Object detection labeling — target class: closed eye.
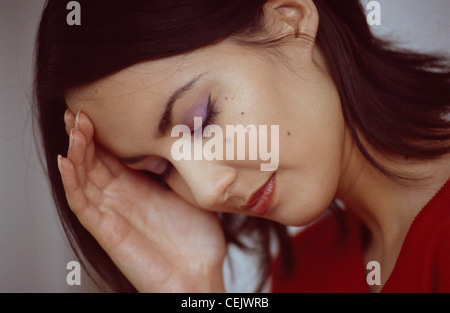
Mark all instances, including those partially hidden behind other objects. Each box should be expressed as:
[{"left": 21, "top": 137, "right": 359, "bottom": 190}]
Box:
[
  {"left": 119, "top": 156, "right": 173, "bottom": 188},
  {"left": 159, "top": 162, "right": 173, "bottom": 187},
  {"left": 191, "top": 95, "right": 218, "bottom": 135}
]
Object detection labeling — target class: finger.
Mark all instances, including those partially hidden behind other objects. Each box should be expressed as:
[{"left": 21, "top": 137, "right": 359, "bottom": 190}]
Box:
[
  {"left": 64, "top": 109, "right": 76, "bottom": 136},
  {"left": 67, "top": 128, "right": 120, "bottom": 191},
  {"left": 57, "top": 155, "right": 102, "bottom": 228},
  {"left": 69, "top": 110, "right": 126, "bottom": 178},
  {"left": 58, "top": 155, "right": 144, "bottom": 275},
  {"left": 74, "top": 111, "right": 96, "bottom": 170},
  {"left": 67, "top": 127, "right": 110, "bottom": 190},
  {"left": 74, "top": 111, "right": 94, "bottom": 144},
  {"left": 67, "top": 126, "right": 120, "bottom": 193},
  {"left": 67, "top": 128, "right": 87, "bottom": 168}
]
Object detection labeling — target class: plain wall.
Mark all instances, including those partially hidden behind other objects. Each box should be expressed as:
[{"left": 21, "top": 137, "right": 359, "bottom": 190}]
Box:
[
  {"left": 0, "top": 0, "right": 95, "bottom": 292},
  {"left": 0, "top": 0, "right": 449, "bottom": 292}
]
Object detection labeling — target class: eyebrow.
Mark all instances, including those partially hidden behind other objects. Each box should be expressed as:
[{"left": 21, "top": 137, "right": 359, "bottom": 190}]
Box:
[{"left": 158, "top": 72, "right": 206, "bottom": 136}]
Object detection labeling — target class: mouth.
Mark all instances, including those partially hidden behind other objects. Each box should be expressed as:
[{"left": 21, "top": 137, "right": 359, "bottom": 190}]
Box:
[{"left": 242, "top": 173, "right": 276, "bottom": 216}]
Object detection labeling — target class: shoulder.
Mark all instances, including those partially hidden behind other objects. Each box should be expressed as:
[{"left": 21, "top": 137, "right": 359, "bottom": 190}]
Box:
[
  {"left": 421, "top": 206, "right": 450, "bottom": 292},
  {"left": 431, "top": 198, "right": 450, "bottom": 292},
  {"left": 389, "top": 178, "right": 450, "bottom": 292}
]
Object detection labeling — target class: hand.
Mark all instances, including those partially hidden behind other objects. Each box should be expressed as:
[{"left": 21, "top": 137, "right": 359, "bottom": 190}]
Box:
[{"left": 58, "top": 110, "right": 226, "bottom": 292}]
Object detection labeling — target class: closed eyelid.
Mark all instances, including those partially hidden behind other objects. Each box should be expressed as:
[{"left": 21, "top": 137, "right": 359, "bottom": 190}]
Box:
[
  {"left": 119, "top": 156, "right": 168, "bottom": 174},
  {"left": 181, "top": 95, "right": 210, "bottom": 128},
  {"left": 142, "top": 158, "right": 169, "bottom": 175},
  {"left": 158, "top": 72, "right": 207, "bottom": 137},
  {"left": 118, "top": 155, "right": 147, "bottom": 165}
]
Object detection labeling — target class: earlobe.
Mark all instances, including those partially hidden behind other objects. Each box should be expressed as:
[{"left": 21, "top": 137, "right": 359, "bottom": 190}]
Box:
[{"left": 265, "top": 0, "right": 319, "bottom": 42}]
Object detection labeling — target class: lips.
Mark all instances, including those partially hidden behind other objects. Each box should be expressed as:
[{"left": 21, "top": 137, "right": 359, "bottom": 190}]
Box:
[{"left": 243, "top": 174, "right": 276, "bottom": 216}]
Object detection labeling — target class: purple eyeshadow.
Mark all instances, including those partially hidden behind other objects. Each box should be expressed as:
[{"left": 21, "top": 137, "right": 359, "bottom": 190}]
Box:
[{"left": 181, "top": 95, "right": 210, "bottom": 129}]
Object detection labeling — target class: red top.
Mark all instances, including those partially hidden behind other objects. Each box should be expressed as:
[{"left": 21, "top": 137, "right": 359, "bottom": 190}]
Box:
[{"left": 271, "top": 178, "right": 450, "bottom": 292}]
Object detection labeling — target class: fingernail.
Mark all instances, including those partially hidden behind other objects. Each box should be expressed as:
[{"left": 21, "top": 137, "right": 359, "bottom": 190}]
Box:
[
  {"left": 74, "top": 111, "right": 81, "bottom": 130},
  {"left": 64, "top": 109, "right": 69, "bottom": 124},
  {"left": 57, "top": 155, "right": 62, "bottom": 172},
  {"left": 69, "top": 129, "right": 75, "bottom": 147}
]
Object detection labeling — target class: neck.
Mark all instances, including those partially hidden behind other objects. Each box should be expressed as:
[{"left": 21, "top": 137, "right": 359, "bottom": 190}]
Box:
[{"left": 336, "top": 135, "right": 450, "bottom": 289}]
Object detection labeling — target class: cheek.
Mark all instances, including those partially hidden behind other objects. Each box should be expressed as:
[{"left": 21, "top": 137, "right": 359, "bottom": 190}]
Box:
[
  {"left": 275, "top": 120, "right": 345, "bottom": 226},
  {"left": 279, "top": 76, "right": 344, "bottom": 166},
  {"left": 272, "top": 85, "right": 345, "bottom": 225},
  {"left": 282, "top": 107, "right": 345, "bottom": 185}
]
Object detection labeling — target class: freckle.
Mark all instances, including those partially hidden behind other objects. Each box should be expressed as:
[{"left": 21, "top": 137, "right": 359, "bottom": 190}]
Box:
[
  {"left": 225, "top": 97, "right": 228, "bottom": 100},
  {"left": 241, "top": 112, "right": 245, "bottom": 115}
]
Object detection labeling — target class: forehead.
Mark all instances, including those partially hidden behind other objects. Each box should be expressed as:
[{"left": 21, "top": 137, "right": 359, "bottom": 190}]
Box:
[
  {"left": 63, "top": 60, "right": 188, "bottom": 157},
  {"left": 65, "top": 58, "right": 186, "bottom": 111},
  {"left": 64, "top": 39, "right": 247, "bottom": 110},
  {"left": 62, "top": 41, "right": 257, "bottom": 157},
  {"left": 62, "top": 45, "right": 224, "bottom": 157}
]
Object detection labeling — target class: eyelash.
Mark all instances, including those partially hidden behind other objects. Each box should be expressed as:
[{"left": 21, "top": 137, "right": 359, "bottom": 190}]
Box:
[
  {"left": 192, "top": 95, "right": 217, "bottom": 135},
  {"left": 159, "top": 164, "right": 172, "bottom": 187},
  {"left": 160, "top": 95, "right": 218, "bottom": 186}
]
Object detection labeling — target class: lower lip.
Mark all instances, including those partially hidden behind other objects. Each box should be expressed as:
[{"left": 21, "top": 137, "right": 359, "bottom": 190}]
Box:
[{"left": 250, "top": 174, "right": 276, "bottom": 216}]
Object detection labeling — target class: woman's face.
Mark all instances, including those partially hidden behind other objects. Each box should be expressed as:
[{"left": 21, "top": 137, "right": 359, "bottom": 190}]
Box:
[{"left": 65, "top": 39, "right": 347, "bottom": 227}]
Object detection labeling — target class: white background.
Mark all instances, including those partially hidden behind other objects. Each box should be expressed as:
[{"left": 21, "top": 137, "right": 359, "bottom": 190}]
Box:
[{"left": 0, "top": 0, "right": 449, "bottom": 292}]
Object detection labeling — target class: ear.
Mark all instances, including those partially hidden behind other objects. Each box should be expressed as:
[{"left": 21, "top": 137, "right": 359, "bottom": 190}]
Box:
[{"left": 264, "top": 0, "right": 319, "bottom": 45}]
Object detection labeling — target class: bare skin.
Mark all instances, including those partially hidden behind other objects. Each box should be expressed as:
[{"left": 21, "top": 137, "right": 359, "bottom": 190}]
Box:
[
  {"left": 60, "top": 111, "right": 226, "bottom": 292},
  {"left": 57, "top": 0, "right": 450, "bottom": 292}
]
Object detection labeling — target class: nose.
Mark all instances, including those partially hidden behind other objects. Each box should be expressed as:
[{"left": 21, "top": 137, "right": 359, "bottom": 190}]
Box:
[{"left": 174, "top": 159, "right": 237, "bottom": 209}]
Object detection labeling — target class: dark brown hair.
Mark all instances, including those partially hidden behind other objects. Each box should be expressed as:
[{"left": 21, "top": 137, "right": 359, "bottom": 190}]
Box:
[{"left": 34, "top": 0, "right": 450, "bottom": 292}]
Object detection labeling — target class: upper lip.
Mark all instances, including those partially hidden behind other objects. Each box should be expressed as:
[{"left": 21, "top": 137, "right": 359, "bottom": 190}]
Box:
[{"left": 242, "top": 174, "right": 275, "bottom": 209}]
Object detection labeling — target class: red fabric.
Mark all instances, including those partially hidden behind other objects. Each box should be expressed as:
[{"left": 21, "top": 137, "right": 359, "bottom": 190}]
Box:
[{"left": 271, "top": 178, "right": 450, "bottom": 293}]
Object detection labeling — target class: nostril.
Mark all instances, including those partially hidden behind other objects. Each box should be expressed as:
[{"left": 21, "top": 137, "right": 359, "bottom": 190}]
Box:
[
  {"left": 172, "top": 159, "right": 237, "bottom": 210},
  {"left": 196, "top": 170, "right": 237, "bottom": 209}
]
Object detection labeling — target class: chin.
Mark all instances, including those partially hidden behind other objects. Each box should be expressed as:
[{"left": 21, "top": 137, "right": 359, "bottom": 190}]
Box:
[{"left": 269, "top": 195, "right": 335, "bottom": 227}]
